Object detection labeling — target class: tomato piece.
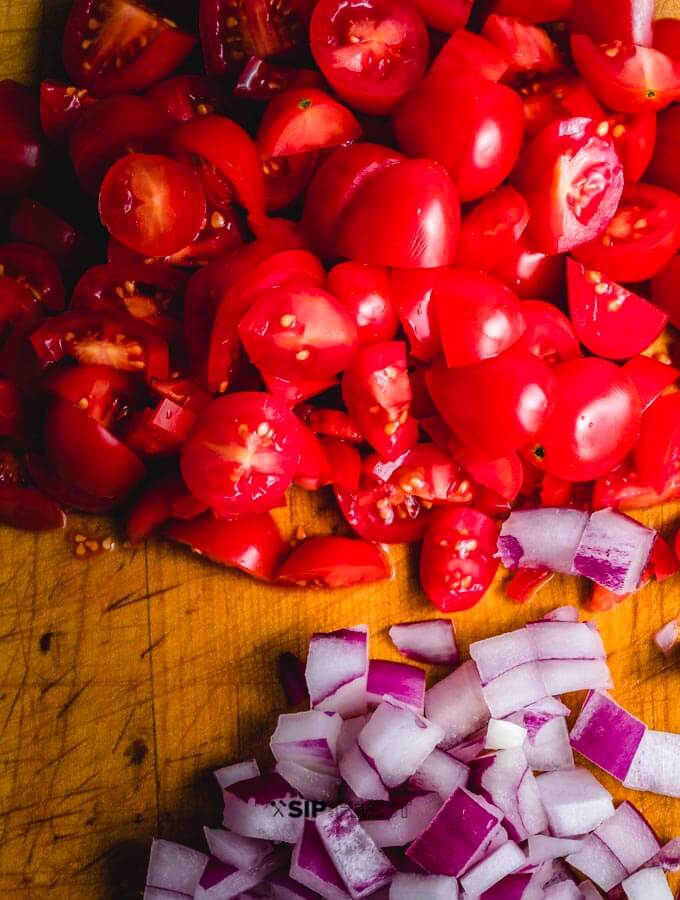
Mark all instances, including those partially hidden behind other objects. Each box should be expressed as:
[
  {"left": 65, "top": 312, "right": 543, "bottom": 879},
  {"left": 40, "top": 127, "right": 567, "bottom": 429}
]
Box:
[
  {"left": 122, "top": 399, "right": 196, "bottom": 456},
  {"left": 649, "top": 534, "right": 679, "bottom": 582},
  {"left": 567, "top": 258, "right": 667, "bottom": 360},
  {"left": 378, "top": 444, "right": 475, "bottom": 506},
  {"left": 294, "top": 421, "right": 332, "bottom": 490},
  {"left": 264, "top": 152, "right": 318, "bottom": 213},
  {"left": 342, "top": 341, "right": 417, "bottom": 461},
  {"left": 482, "top": 15, "right": 562, "bottom": 77},
  {"left": 633, "top": 393, "right": 680, "bottom": 493},
  {"left": 0, "top": 484, "right": 66, "bottom": 532},
  {"left": 257, "top": 88, "right": 361, "bottom": 158},
  {"left": 571, "top": 182, "right": 680, "bottom": 282},
  {"left": 409, "top": 0, "right": 471, "bottom": 33},
  {"left": 653, "top": 18, "right": 680, "bottom": 62},
  {"left": 10, "top": 201, "right": 80, "bottom": 269},
  {"left": 587, "top": 583, "right": 630, "bottom": 612},
  {"left": 592, "top": 459, "right": 680, "bottom": 510},
  {"left": 0, "top": 80, "right": 46, "bottom": 197},
  {"left": 492, "top": 236, "right": 565, "bottom": 300},
  {"left": 236, "top": 57, "right": 325, "bottom": 100},
  {"left": 127, "top": 472, "right": 189, "bottom": 543},
  {"left": 515, "top": 300, "right": 580, "bottom": 366},
  {"left": 146, "top": 75, "right": 231, "bottom": 122},
  {"left": 623, "top": 354, "right": 678, "bottom": 412},
  {"left": 520, "top": 75, "right": 604, "bottom": 139},
  {"left": 431, "top": 29, "right": 510, "bottom": 82},
  {"left": 23, "top": 451, "right": 113, "bottom": 513},
  {"left": 180, "top": 392, "right": 303, "bottom": 515},
  {"left": 606, "top": 111, "right": 656, "bottom": 183},
  {"left": 335, "top": 477, "right": 433, "bottom": 543},
  {"left": 0, "top": 243, "right": 64, "bottom": 313},
  {"left": 0, "top": 276, "right": 40, "bottom": 343},
  {"left": 646, "top": 106, "right": 680, "bottom": 195},
  {"left": 0, "top": 380, "right": 25, "bottom": 441},
  {"left": 299, "top": 407, "right": 363, "bottom": 443},
  {"left": 488, "top": 0, "right": 573, "bottom": 23},
  {"left": 434, "top": 268, "right": 526, "bottom": 368},
  {"left": 393, "top": 72, "right": 524, "bottom": 202},
  {"left": 530, "top": 357, "right": 641, "bottom": 481},
  {"left": 427, "top": 349, "right": 556, "bottom": 456},
  {"left": 505, "top": 567, "right": 554, "bottom": 603},
  {"left": 165, "top": 512, "right": 284, "bottom": 581},
  {"left": 319, "top": 437, "right": 362, "bottom": 490},
  {"left": 539, "top": 472, "right": 592, "bottom": 508},
  {"left": 571, "top": 35, "right": 680, "bottom": 114},
  {"left": 513, "top": 116, "right": 623, "bottom": 254},
  {"left": 31, "top": 310, "right": 169, "bottom": 381},
  {"left": 652, "top": 257, "right": 680, "bottom": 329},
  {"left": 40, "top": 80, "right": 96, "bottom": 146},
  {"left": 455, "top": 187, "right": 529, "bottom": 271},
  {"left": 63, "top": 0, "right": 196, "bottom": 97},
  {"left": 169, "top": 179, "right": 247, "bottom": 268},
  {"left": 455, "top": 447, "right": 523, "bottom": 501},
  {"left": 390, "top": 268, "right": 446, "bottom": 362},
  {"left": 263, "top": 371, "right": 337, "bottom": 406},
  {"left": 327, "top": 263, "right": 397, "bottom": 347},
  {"left": 43, "top": 364, "right": 137, "bottom": 431},
  {"left": 69, "top": 95, "right": 171, "bottom": 195},
  {"left": 420, "top": 508, "right": 499, "bottom": 612},
  {"left": 278, "top": 536, "right": 390, "bottom": 587},
  {"left": 570, "top": 0, "right": 653, "bottom": 47}
]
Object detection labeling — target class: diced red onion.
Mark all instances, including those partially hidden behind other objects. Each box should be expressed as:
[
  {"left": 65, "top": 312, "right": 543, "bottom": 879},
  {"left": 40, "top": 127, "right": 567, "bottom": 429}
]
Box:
[
  {"left": 624, "top": 729, "right": 680, "bottom": 798},
  {"left": 485, "top": 719, "right": 527, "bottom": 750},
  {"left": 526, "top": 622, "right": 605, "bottom": 661},
  {"left": 306, "top": 626, "right": 369, "bottom": 718},
  {"left": 570, "top": 692, "right": 647, "bottom": 782},
  {"left": 278, "top": 652, "right": 310, "bottom": 707},
  {"left": 567, "top": 834, "right": 629, "bottom": 891},
  {"left": 543, "top": 882, "right": 583, "bottom": 899},
  {"left": 222, "top": 774, "right": 304, "bottom": 842},
  {"left": 389, "top": 873, "right": 459, "bottom": 899},
  {"left": 536, "top": 768, "right": 614, "bottom": 837},
  {"left": 481, "top": 661, "right": 549, "bottom": 718},
  {"left": 146, "top": 840, "right": 208, "bottom": 896},
  {"left": 270, "top": 710, "right": 342, "bottom": 775},
  {"left": 524, "top": 696, "right": 571, "bottom": 718},
  {"left": 315, "top": 804, "right": 396, "bottom": 900},
  {"left": 578, "top": 880, "right": 603, "bottom": 899},
  {"left": 424, "top": 661, "right": 490, "bottom": 749},
  {"left": 646, "top": 837, "right": 680, "bottom": 872},
  {"left": 572, "top": 510, "right": 656, "bottom": 596},
  {"left": 388, "top": 620, "right": 458, "bottom": 666},
  {"left": 543, "top": 606, "right": 580, "bottom": 623},
  {"left": 460, "top": 841, "right": 526, "bottom": 896},
  {"left": 410, "top": 748, "right": 469, "bottom": 800},
  {"left": 362, "top": 791, "right": 442, "bottom": 847},
  {"left": 268, "top": 872, "right": 322, "bottom": 899},
  {"left": 450, "top": 728, "right": 487, "bottom": 764},
  {"left": 406, "top": 787, "right": 503, "bottom": 877},
  {"left": 470, "top": 629, "right": 537, "bottom": 683},
  {"left": 338, "top": 743, "right": 389, "bottom": 801},
  {"left": 521, "top": 715, "right": 574, "bottom": 772},
  {"left": 471, "top": 748, "right": 547, "bottom": 842},
  {"left": 143, "top": 889, "right": 191, "bottom": 899},
  {"left": 275, "top": 760, "right": 341, "bottom": 804},
  {"left": 528, "top": 835, "right": 585, "bottom": 863},
  {"left": 337, "top": 716, "right": 368, "bottom": 760},
  {"left": 202, "top": 828, "right": 273, "bottom": 870},
  {"left": 366, "top": 659, "right": 426, "bottom": 713},
  {"left": 498, "top": 509, "right": 589, "bottom": 574},
  {"left": 194, "top": 850, "right": 284, "bottom": 900},
  {"left": 539, "top": 658, "right": 612, "bottom": 697},
  {"left": 214, "top": 759, "right": 261, "bottom": 790},
  {"left": 653, "top": 618, "right": 679, "bottom": 656},
  {"left": 621, "top": 867, "right": 673, "bottom": 899},
  {"left": 290, "top": 818, "right": 351, "bottom": 900}
]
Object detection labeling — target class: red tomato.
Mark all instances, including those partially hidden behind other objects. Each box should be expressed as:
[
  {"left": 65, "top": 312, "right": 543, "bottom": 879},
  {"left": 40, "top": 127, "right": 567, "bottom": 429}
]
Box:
[
  {"left": 409, "top": 0, "right": 471, "bottom": 33},
  {"left": 393, "top": 72, "right": 524, "bottom": 202},
  {"left": 571, "top": 35, "right": 680, "bottom": 114},
  {"left": 491, "top": 236, "right": 565, "bottom": 300},
  {"left": 168, "top": 181, "right": 246, "bottom": 268},
  {"left": 645, "top": 106, "right": 680, "bottom": 196},
  {"left": 0, "top": 80, "right": 47, "bottom": 197},
  {"left": 570, "top": 0, "right": 654, "bottom": 47},
  {"left": 0, "top": 379, "right": 25, "bottom": 440},
  {"left": 62, "top": 0, "right": 196, "bottom": 97},
  {"left": 24, "top": 451, "right": 118, "bottom": 512},
  {"left": 146, "top": 75, "right": 230, "bottom": 122},
  {"left": 653, "top": 18, "right": 680, "bottom": 62},
  {"left": 431, "top": 29, "right": 510, "bottom": 82},
  {"left": 454, "top": 447, "right": 523, "bottom": 501},
  {"left": 39, "top": 80, "right": 95, "bottom": 146},
  {"left": 123, "top": 399, "right": 197, "bottom": 457},
  {"left": 310, "top": 0, "right": 429, "bottom": 115},
  {"left": 236, "top": 57, "right": 325, "bottom": 101},
  {"left": 127, "top": 473, "right": 190, "bottom": 543},
  {"left": 606, "top": 111, "right": 656, "bottom": 183},
  {"left": 165, "top": 512, "right": 284, "bottom": 581},
  {"left": 482, "top": 15, "right": 562, "bottom": 77},
  {"left": 43, "top": 364, "right": 137, "bottom": 431},
  {"left": 299, "top": 407, "right": 363, "bottom": 443},
  {"left": 328, "top": 263, "right": 398, "bottom": 346},
  {"left": 427, "top": 349, "right": 557, "bottom": 456},
  {"left": 263, "top": 152, "right": 318, "bottom": 213},
  {"left": 488, "top": 0, "right": 573, "bottom": 22},
  {"left": 571, "top": 183, "right": 680, "bottom": 282},
  {"left": 10, "top": 200, "right": 80, "bottom": 267},
  {"left": 390, "top": 267, "right": 446, "bottom": 361},
  {"left": 539, "top": 472, "right": 592, "bottom": 508},
  {"left": 515, "top": 299, "right": 581, "bottom": 365},
  {"left": 294, "top": 421, "right": 332, "bottom": 490},
  {"left": 623, "top": 354, "right": 678, "bottom": 412},
  {"left": 278, "top": 536, "right": 390, "bottom": 587},
  {"left": 633, "top": 393, "right": 680, "bottom": 493},
  {"left": 420, "top": 508, "right": 499, "bottom": 612},
  {"left": 651, "top": 257, "right": 680, "bottom": 328},
  {"left": 516, "top": 117, "right": 624, "bottom": 255},
  {"left": 378, "top": 444, "right": 475, "bottom": 505},
  {"left": 0, "top": 484, "right": 66, "bottom": 532},
  {"left": 520, "top": 75, "right": 604, "bottom": 140},
  {"left": 594, "top": 461, "right": 679, "bottom": 511},
  {"left": 257, "top": 88, "right": 361, "bottom": 157},
  {"left": 567, "top": 258, "right": 667, "bottom": 359},
  {"left": 0, "top": 276, "right": 40, "bottom": 337},
  {"left": 531, "top": 357, "right": 641, "bottom": 481},
  {"left": 180, "top": 392, "right": 303, "bottom": 515},
  {"left": 342, "top": 341, "right": 417, "bottom": 460},
  {"left": 150, "top": 376, "right": 212, "bottom": 415},
  {"left": 0, "top": 243, "right": 64, "bottom": 313},
  {"left": 649, "top": 533, "right": 679, "bottom": 582},
  {"left": 318, "top": 438, "right": 361, "bottom": 490},
  {"left": 263, "top": 371, "right": 337, "bottom": 406},
  {"left": 505, "top": 566, "right": 554, "bottom": 603},
  {"left": 455, "top": 187, "right": 529, "bottom": 271},
  {"left": 335, "top": 477, "right": 433, "bottom": 543}
]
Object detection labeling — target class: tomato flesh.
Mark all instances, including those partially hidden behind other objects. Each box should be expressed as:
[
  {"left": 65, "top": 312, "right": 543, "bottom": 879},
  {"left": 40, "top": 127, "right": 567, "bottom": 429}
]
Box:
[
  {"left": 633, "top": 393, "right": 680, "bottom": 494},
  {"left": 516, "top": 300, "right": 581, "bottom": 366},
  {"left": 431, "top": 30, "right": 510, "bottom": 82},
  {"left": 455, "top": 187, "right": 529, "bottom": 271},
  {"left": 257, "top": 88, "right": 361, "bottom": 158},
  {"left": 40, "top": 80, "right": 95, "bottom": 146},
  {"left": 335, "top": 477, "right": 433, "bottom": 544},
  {"left": 481, "top": 15, "right": 563, "bottom": 78},
  {"left": 278, "top": 536, "right": 390, "bottom": 587},
  {"left": 623, "top": 355, "right": 678, "bottom": 412},
  {"left": 328, "top": 263, "right": 397, "bottom": 347},
  {"left": 646, "top": 106, "right": 680, "bottom": 196}
]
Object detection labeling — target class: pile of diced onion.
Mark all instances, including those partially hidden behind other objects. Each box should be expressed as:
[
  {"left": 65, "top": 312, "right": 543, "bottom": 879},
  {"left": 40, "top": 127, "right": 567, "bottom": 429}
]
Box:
[{"left": 143, "top": 616, "right": 680, "bottom": 900}]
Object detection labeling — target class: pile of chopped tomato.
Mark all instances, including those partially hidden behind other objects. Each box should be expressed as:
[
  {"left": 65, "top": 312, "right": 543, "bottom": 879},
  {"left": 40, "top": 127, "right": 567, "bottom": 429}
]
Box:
[{"left": 0, "top": 0, "right": 679, "bottom": 608}]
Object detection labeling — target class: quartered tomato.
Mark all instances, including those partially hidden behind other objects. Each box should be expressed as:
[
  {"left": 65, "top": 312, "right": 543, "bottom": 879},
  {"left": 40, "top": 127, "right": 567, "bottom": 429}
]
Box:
[
  {"left": 263, "top": 370, "right": 336, "bottom": 406},
  {"left": 530, "top": 357, "right": 641, "bottom": 481},
  {"left": 455, "top": 447, "right": 523, "bottom": 501},
  {"left": 328, "top": 263, "right": 398, "bottom": 346},
  {"left": 455, "top": 187, "right": 529, "bottom": 271},
  {"left": 606, "top": 111, "right": 656, "bottom": 183},
  {"left": 180, "top": 392, "right": 303, "bottom": 515},
  {"left": 430, "top": 29, "right": 510, "bottom": 82},
  {"left": 491, "top": 236, "right": 565, "bottom": 300},
  {"left": 519, "top": 75, "right": 603, "bottom": 140},
  {"left": 571, "top": 35, "right": 680, "bottom": 114},
  {"left": 236, "top": 57, "right": 325, "bottom": 100},
  {"left": 513, "top": 116, "right": 624, "bottom": 254},
  {"left": 420, "top": 507, "right": 499, "bottom": 612},
  {"left": 390, "top": 268, "right": 446, "bottom": 361},
  {"left": 40, "top": 80, "right": 95, "bottom": 146},
  {"left": 278, "top": 536, "right": 390, "bottom": 587},
  {"left": 567, "top": 258, "right": 667, "bottom": 359},
  {"left": 299, "top": 407, "right": 363, "bottom": 443},
  {"left": 481, "top": 15, "right": 563, "bottom": 78},
  {"left": 0, "top": 80, "right": 47, "bottom": 197},
  {"left": 515, "top": 300, "right": 581, "bottom": 366},
  {"left": 342, "top": 341, "right": 417, "bottom": 460},
  {"left": 651, "top": 257, "right": 680, "bottom": 328},
  {"left": 633, "top": 393, "right": 680, "bottom": 494},
  {"left": 623, "top": 354, "right": 678, "bottom": 412},
  {"left": 571, "top": 183, "right": 680, "bottom": 282},
  {"left": 122, "top": 398, "right": 196, "bottom": 456},
  {"left": 43, "top": 364, "right": 137, "bottom": 430},
  {"left": 0, "top": 243, "right": 64, "bottom": 313},
  {"left": 646, "top": 105, "right": 680, "bottom": 195},
  {"left": 62, "top": 0, "right": 196, "bottom": 97},
  {"left": 335, "top": 477, "right": 433, "bottom": 543},
  {"left": 257, "top": 88, "right": 361, "bottom": 158},
  {"left": 570, "top": 0, "right": 654, "bottom": 46},
  {"left": 146, "top": 75, "right": 230, "bottom": 122},
  {"left": 318, "top": 437, "right": 361, "bottom": 490}
]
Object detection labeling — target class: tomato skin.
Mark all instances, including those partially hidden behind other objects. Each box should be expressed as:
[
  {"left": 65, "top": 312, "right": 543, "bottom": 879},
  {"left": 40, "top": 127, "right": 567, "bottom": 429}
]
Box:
[
  {"left": 278, "top": 536, "right": 390, "bottom": 588},
  {"left": 623, "top": 355, "right": 678, "bottom": 412},
  {"left": 455, "top": 447, "right": 523, "bottom": 502},
  {"left": 513, "top": 116, "right": 624, "bottom": 254},
  {"left": 410, "top": 0, "right": 471, "bottom": 34},
  {"left": 146, "top": 75, "right": 230, "bottom": 123},
  {"left": 0, "top": 80, "right": 46, "bottom": 197},
  {"left": 431, "top": 29, "right": 510, "bottom": 82},
  {"left": 420, "top": 507, "right": 499, "bottom": 612},
  {"left": 633, "top": 393, "right": 680, "bottom": 494},
  {"left": 40, "top": 80, "right": 95, "bottom": 146},
  {"left": 10, "top": 200, "right": 80, "bottom": 267},
  {"left": 427, "top": 349, "right": 557, "bottom": 457},
  {"left": 393, "top": 72, "right": 525, "bottom": 202},
  {"left": 520, "top": 75, "right": 604, "bottom": 140},
  {"left": 488, "top": 0, "right": 573, "bottom": 23},
  {"left": 257, "top": 88, "right": 361, "bottom": 158},
  {"left": 653, "top": 18, "right": 680, "bottom": 62},
  {"left": 651, "top": 257, "right": 680, "bottom": 329},
  {"left": 607, "top": 111, "right": 656, "bottom": 183},
  {"left": 236, "top": 57, "right": 325, "bottom": 100},
  {"left": 264, "top": 152, "right": 318, "bottom": 213},
  {"left": 481, "top": 15, "right": 563, "bottom": 78},
  {"left": 571, "top": 183, "right": 680, "bottom": 283},
  {"left": 567, "top": 259, "right": 667, "bottom": 360},
  {"left": 328, "top": 263, "right": 398, "bottom": 347},
  {"left": 62, "top": 0, "right": 196, "bottom": 97},
  {"left": 127, "top": 473, "right": 191, "bottom": 543},
  {"left": 570, "top": 0, "right": 654, "bottom": 47},
  {"left": 455, "top": 187, "right": 529, "bottom": 271},
  {"left": 335, "top": 478, "right": 433, "bottom": 543},
  {"left": 505, "top": 566, "right": 554, "bottom": 603},
  {"left": 516, "top": 300, "right": 580, "bottom": 366},
  {"left": 123, "top": 399, "right": 197, "bottom": 457},
  {"left": 434, "top": 268, "right": 526, "bottom": 368},
  {"left": 531, "top": 357, "right": 642, "bottom": 482},
  {"left": 165, "top": 512, "right": 284, "bottom": 581},
  {"left": 645, "top": 106, "right": 680, "bottom": 196},
  {"left": 0, "top": 379, "right": 26, "bottom": 440},
  {"left": 390, "top": 267, "right": 446, "bottom": 362},
  {"left": 492, "top": 237, "right": 565, "bottom": 301},
  {"left": 43, "top": 364, "right": 137, "bottom": 431},
  {"left": 0, "top": 484, "right": 66, "bottom": 532}
]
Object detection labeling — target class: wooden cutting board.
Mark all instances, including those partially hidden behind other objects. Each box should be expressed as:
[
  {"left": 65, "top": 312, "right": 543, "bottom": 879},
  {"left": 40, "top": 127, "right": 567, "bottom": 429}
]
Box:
[{"left": 1, "top": 3, "right": 680, "bottom": 896}]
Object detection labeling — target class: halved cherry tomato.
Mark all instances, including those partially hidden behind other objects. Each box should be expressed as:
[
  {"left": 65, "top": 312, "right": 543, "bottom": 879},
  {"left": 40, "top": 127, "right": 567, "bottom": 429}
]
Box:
[
  {"left": 328, "top": 263, "right": 398, "bottom": 346},
  {"left": 263, "top": 152, "right": 318, "bottom": 213},
  {"left": 427, "top": 349, "right": 556, "bottom": 456},
  {"left": 623, "top": 354, "right": 678, "bottom": 412},
  {"left": 0, "top": 243, "right": 64, "bottom": 313},
  {"left": 236, "top": 57, "right": 325, "bottom": 100},
  {"left": 24, "top": 451, "right": 117, "bottom": 512},
  {"left": 168, "top": 181, "right": 246, "bottom": 268},
  {"left": 420, "top": 414, "right": 460, "bottom": 458},
  {"left": 278, "top": 536, "right": 390, "bottom": 587},
  {"left": 122, "top": 398, "right": 196, "bottom": 456},
  {"left": 299, "top": 407, "right": 363, "bottom": 443},
  {"left": 62, "top": 0, "right": 196, "bottom": 97},
  {"left": 310, "top": 0, "right": 429, "bottom": 115},
  {"left": 180, "top": 392, "right": 303, "bottom": 515},
  {"left": 393, "top": 72, "right": 524, "bottom": 202},
  {"left": 165, "top": 512, "right": 284, "bottom": 581},
  {"left": 257, "top": 88, "right": 361, "bottom": 158},
  {"left": 482, "top": 15, "right": 562, "bottom": 77},
  {"left": 516, "top": 300, "right": 581, "bottom": 365},
  {"left": 513, "top": 116, "right": 624, "bottom": 254},
  {"left": 519, "top": 75, "right": 604, "bottom": 139},
  {"left": 455, "top": 188, "right": 529, "bottom": 271},
  {"left": 567, "top": 258, "right": 667, "bottom": 359},
  {"left": 335, "top": 477, "right": 433, "bottom": 543},
  {"left": 146, "top": 75, "right": 230, "bottom": 122},
  {"left": 530, "top": 357, "right": 641, "bottom": 481},
  {"left": 606, "top": 111, "right": 656, "bottom": 183},
  {"left": 651, "top": 257, "right": 680, "bottom": 328},
  {"left": 150, "top": 376, "right": 212, "bottom": 414},
  {"left": 44, "top": 398, "right": 146, "bottom": 501},
  {"left": 420, "top": 507, "right": 499, "bottom": 612},
  {"left": 455, "top": 447, "right": 523, "bottom": 501},
  {"left": 127, "top": 472, "right": 191, "bottom": 543},
  {"left": 10, "top": 200, "right": 80, "bottom": 267},
  {"left": 342, "top": 341, "right": 417, "bottom": 460},
  {"left": 593, "top": 459, "right": 680, "bottom": 510},
  {"left": 43, "top": 364, "right": 137, "bottom": 431},
  {"left": 653, "top": 18, "right": 680, "bottom": 62},
  {"left": 571, "top": 0, "right": 654, "bottom": 46},
  {"left": 571, "top": 35, "right": 680, "bottom": 114},
  {"left": 0, "top": 379, "right": 25, "bottom": 440},
  {"left": 646, "top": 106, "right": 680, "bottom": 195},
  {"left": 492, "top": 236, "right": 565, "bottom": 300},
  {"left": 319, "top": 437, "right": 361, "bottom": 490},
  {"left": 572, "top": 183, "right": 680, "bottom": 282},
  {"left": 390, "top": 268, "right": 446, "bottom": 362},
  {"left": 633, "top": 393, "right": 680, "bottom": 493},
  {"left": 0, "top": 80, "right": 46, "bottom": 197},
  {"left": 0, "top": 484, "right": 66, "bottom": 531},
  {"left": 375, "top": 444, "right": 475, "bottom": 506},
  {"left": 433, "top": 268, "right": 526, "bottom": 368},
  {"left": 505, "top": 566, "right": 554, "bottom": 603},
  {"left": 39, "top": 80, "right": 95, "bottom": 146}
]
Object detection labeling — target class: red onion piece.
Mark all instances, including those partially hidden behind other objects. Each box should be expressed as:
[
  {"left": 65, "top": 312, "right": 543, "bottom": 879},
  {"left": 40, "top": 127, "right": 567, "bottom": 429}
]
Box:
[
  {"left": 270, "top": 710, "right": 342, "bottom": 775},
  {"left": 268, "top": 871, "right": 321, "bottom": 898},
  {"left": 460, "top": 841, "right": 527, "bottom": 896},
  {"left": 222, "top": 774, "right": 304, "bottom": 842},
  {"left": 338, "top": 743, "right": 389, "bottom": 801},
  {"left": 579, "top": 880, "right": 604, "bottom": 899},
  {"left": 449, "top": 726, "right": 487, "bottom": 763},
  {"left": 361, "top": 791, "right": 442, "bottom": 847},
  {"left": 471, "top": 748, "right": 547, "bottom": 842},
  {"left": 653, "top": 618, "right": 679, "bottom": 656},
  {"left": 388, "top": 620, "right": 458, "bottom": 666},
  {"left": 485, "top": 719, "right": 527, "bottom": 750},
  {"left": 315, "top": 804, "right": 396, "bottom": 900},
  {"left": 389, "top": 873, "right": 459, "bottom": 899},
  {"left": 202, "top": 828, "right": 273, "bottom": 870},
  {"left": 536, "top": 768, "right": 614, "bottom": 837},
  {"left": 570, "top": 691, "right": 647, "bottom": 781},
  {"left": 278, "top": 652, "right": 310, "bottom": 707},
  {"left": 145, "top": 840, "right": 208, "bottom": 896},
  {"left": 520, "top": 715, "right": 574, "bottom": 772},
  {"left": 305, "top": 626, "right": 369, "bottom": 718},
  {"left": 543, "top": 883, "right": 584, "bottom": 899},
  {"left": 275, "top": 760, "right": 341, "bottom": 804},
  {"left": 527, "top": 622, "right": 605, "bottom": 661},
  {"left": 624, "top": 729, "right": 680, "bottom": 798},
  {"left": 290, "top": 818, "right": 350, "bottom": 900},
  {"left": 410, "top": 748, "right": 469, "bottom": 800},
  {"left": 567, "top": 834, "right": 630, "bottom": 891},
  {"left": 528, "top": 835, "right": 585, "bottom": 863},
  {"left": 481, "top": 661, "right": 549, "bottom": 718},
  {"left": 646, "top": 837, "right": 680, "bottom": 872},
  {"left": 366, "top": 659, "right": 426, "bottom": 713},
  {"left": 543, "top": 606, "right": 580, "bottom": 623},
  {"left": 538, "top": 658, "right": 612, "bottom": 697},
  {"left": 498, "top": 508, "right": 589, "bottom": 574},
  {"left": 337, "top": 715, "right": 368, "bottom": 760},
  {"left": 194, "top": 850, "right": 284, "bottom": 899},
  {"left": 572, "top": 510, "right": 656, "bottom": 596},
  {"left": 425, "top": 660, "right": 490, "bottom": 749},
  {"left": 621, "top": 867, "right": 673, "bottom": 899},
  {"left": 214, "top": 759, "right": 260, "bottom": 790},
  {"left": 470, "top": 628, "right": 537, "bottom": 683}
]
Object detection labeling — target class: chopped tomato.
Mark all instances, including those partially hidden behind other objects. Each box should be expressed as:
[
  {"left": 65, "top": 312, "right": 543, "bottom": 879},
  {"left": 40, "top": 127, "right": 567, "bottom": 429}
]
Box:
[
  {"left": 570, "top": 0, "right": 654, "bottom": 46},
  {"left": 633, "top": 393, "right": 680, "bottom": 494},
  {"left": 482, "top": 15, "right": 563, "bottom": 77},
  {"left": 299, "top": 407, "right": 363, "bottom": 443},
  {"left": 645, "top": 105, "right": 680, "bottom": 195},
  {"left": 651, "top": 257, "right": 680, "bottom": 329},
  {"left": 10, "top": 200, "right": 80, "bottom": 267},
  {"left": 263, "top": 152, "right": 319, "bottom": 213},
  {"left": 319, "top": 437, "right": 362, "bottom": 491},
  {"left": 236, "top": 57, "right": 325, "bottom": 100},
  {"left": 653, "top": 18, "right": 680, "bottom": 62},
  {"left": 146, "top": 75, "right": 230, "bottom": 122},
  {"left": 127, "top": 472, "right": 193, "bottom": 543},
  {"left": 606, "top": 111, "right": 656, "bottom": 183},
  {"left": 455, "top": 187, "right": 529, "bottom": 271},
  {"left": 0, "top": 80, "right": 46, "bottom": 197},
  {"left": 328, "top": 263, "right": 398, "bottom": 347},
  {"left": 516, "top": 300, "right": 581, "bottom": 366},
  {"left": 431, "top": 29, "right": 510, "bottom": 82},
  {"left": 39, "top": 80, "right": 95, "bottom": 146},
  {"left": 492, "top": 236, "right": 565, "bottom": 300},
  {"left": 454, "top": 447, "right": 523, "bottom": 502},
  {"left": 488, "top": 0, "right": 573, "bottom": 23},
  {"left": 623, "top": 355, "right": 678, "bottom": 412},
  {"left": 648, "top": 534, "right": 679, "bottom": 583},
  {"left": 0, "top": 379, "right": 26, "bottom": 440},
  {"left": 505, "top": 567, "right": 554, "bottom": 603},
  {"left": 520, "top": 75, "right": 604, "bottom": 140},
  {"left": 0, "top": 242, "right": 64, "bottom": 313},
  {"left": 0, "top": 484, "right": 66, "bottom": 531},
  {"left": 335, "top": 477, "right": 434, "bottom": 543},
  {"left": 43, "top": 364, "right": 137, "bottom": 431},
  {"left": 390, "top": 268, "right": 446, "bottom": 362},
  {"left": 368, "top": 443, "right": 475, "bottom": 506},
  {"left": 278, "top": 536, "right": 391, "bottom": 588},
  {"left": 257, "top": 88, "right": 361, "bottom": 158}
]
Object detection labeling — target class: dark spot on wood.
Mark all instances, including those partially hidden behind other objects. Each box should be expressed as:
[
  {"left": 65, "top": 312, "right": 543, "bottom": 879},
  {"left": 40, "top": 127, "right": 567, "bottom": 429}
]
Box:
[
  {"left": 39, "top": 631, "right": 54, "bottom": 653},
  {"left": 85, "top": 816, "right": 96, "bottom": 826},
  {"left": 125, "top": 738, "right": 148, "bottom": 766}
]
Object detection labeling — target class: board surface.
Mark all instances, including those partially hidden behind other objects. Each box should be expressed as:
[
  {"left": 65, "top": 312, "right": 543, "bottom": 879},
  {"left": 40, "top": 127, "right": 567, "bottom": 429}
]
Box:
[{"left": 1, "top": 2, "right": 680, "bottom": 896}]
